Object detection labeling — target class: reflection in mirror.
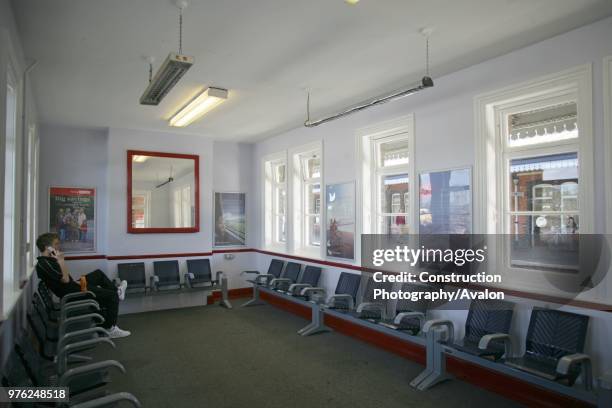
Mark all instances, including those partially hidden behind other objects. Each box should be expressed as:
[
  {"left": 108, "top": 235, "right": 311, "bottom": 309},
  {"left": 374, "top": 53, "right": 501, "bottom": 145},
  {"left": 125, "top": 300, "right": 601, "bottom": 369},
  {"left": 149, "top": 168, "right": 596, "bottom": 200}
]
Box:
[{"left": 128, "top": 151, "right": 199, "bottom": 232}]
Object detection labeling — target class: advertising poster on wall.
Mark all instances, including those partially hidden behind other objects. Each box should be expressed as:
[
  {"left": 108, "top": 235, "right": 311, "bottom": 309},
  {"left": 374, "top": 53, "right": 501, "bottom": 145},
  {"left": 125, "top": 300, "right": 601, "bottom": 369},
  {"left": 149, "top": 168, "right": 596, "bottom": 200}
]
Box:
[
  {"left": 48, "top": 187, "right": 96, "bottom": 253},
  {"left": 214, "top": 192, "right": 246, "bottom": 247},
  {"left": 326, "top": 182, "right": 355, "bottom": 260}
]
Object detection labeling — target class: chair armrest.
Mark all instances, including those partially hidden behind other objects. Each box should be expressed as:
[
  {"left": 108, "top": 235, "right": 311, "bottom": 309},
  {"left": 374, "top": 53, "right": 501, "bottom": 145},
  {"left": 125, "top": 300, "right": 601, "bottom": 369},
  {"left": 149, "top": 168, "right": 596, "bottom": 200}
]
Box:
[
  {"left": 58, "top": 337, "right": 116, "bottom": 374},
  {"left": 327, "top": 294, "right": 354, "bottom": 310},
  {"left": 269, "top": 278, "right": 291, "bottom": 289},
  {"left": 61, "top": 299, "right": 99, "bottom": 309},
  {"left": 356, "top": 302, "right": 386, "bottom": 319},
  {"left": 288, "top": 283, "right": 312, "bottom": 295},
  {"left": 422, "top": 319, "right": 455, "bottom": 343},
  {"left": 57, "top": 327, "right": 109, "bottom": 351},
  {"left": 557, "top": 353, "right": 593, "bottom": 390},
  {"left": 150, "top": 276, "right": 159, "bottom": 290},
  {"left": 241, "top": 270, "right": 260, "bottom": 276},
  {"left": 71, "top": 392, "right": 142, "bottom": 408},
  {"left": 184, "top": 273, "right": 193, "bottom": 288},
  {"left": 59, "top": 360, "right": 125, "bottom": 387},
  {"left": 393, "top": 311, "right": 425, "bottom": 325},
  {"left": 478, "top": 333, "right": 512, "bottom": 357},
  {"left": 254, "top": 274, "right": 274, "bottom": 285},
  {"left": 301, "top": 287, "right": 326, "bottom": 297},
  {"left": 60, "top": 313, "right": 105, "bottom": 337},
  {"left": 61, "top": 301, "right": 100, "bottom": 321},
  {"left": 61, "top": 291, "right": 96, "bottom": 307},
  {"left": 214, "top": 271, "right": 224, "bottom": 284}
]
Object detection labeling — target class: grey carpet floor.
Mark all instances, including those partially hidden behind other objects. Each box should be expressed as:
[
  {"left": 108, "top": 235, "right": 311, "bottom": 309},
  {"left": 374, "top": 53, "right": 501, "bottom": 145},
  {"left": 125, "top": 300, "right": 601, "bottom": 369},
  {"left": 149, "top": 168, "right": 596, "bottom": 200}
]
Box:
[{"left": 93, "top": 300, "right": 521, "bottom": 408}]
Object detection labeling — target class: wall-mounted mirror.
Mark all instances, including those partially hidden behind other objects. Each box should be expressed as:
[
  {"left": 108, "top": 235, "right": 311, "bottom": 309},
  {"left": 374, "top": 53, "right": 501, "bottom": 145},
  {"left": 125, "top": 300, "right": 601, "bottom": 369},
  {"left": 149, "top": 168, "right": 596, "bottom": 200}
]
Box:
[{"left": 127, "top": 150, "right": 199, "bottom": 233}]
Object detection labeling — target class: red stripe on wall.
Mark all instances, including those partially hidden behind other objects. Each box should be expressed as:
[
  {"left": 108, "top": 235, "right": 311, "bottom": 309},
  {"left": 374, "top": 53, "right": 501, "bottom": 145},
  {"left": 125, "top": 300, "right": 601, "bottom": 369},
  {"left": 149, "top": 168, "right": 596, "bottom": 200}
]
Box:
[
  {"left": 107, "top": 252, "right": 214, "bottom": 260},
  {"left": 64, "top": 255, "right": 107, "bottom": 261},
  {"left": 64, "top": 248, "right": 612, "bottom": 312}
]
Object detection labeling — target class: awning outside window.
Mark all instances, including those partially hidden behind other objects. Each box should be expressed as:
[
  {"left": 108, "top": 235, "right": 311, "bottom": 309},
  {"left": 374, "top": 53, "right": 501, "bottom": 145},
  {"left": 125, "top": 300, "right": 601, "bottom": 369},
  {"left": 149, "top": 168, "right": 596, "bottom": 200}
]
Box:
[
  {"left": 510, "top": 152, "right": 578, "bottom": 173},
  {"left": 508, "top": 102, "right": 577, "bottom": 141}
]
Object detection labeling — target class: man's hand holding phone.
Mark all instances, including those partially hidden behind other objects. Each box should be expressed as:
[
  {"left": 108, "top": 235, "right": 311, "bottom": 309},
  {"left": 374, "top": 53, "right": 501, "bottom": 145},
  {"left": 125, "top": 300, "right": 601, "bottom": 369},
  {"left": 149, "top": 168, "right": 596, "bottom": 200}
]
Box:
[{"left": 47, "top": 246, "right": 65, "bottom": 261}]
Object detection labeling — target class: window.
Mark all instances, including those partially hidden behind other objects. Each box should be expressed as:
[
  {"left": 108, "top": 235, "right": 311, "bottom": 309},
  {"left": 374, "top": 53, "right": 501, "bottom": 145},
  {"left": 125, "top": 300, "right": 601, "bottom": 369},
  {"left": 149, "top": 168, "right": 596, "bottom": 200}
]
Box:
[
  {"left": 301, "top": 154, "right": 321, "bottom": 247},
  {"left": 25, "top": 125, "right": 39, "bottom": 273},
  {"left": 3, "top": 68, "right": 18, "bottom": 315},
  {"left": 289, "top": 142, "right": 323, "bottom": 256},
  {"left": 264, "top": 154, "right": 287, "bottom": 249},
  {"left": 475, "top": 65, "right": 593, "bottom": 277},
  {"left": 605, "top": 56, "right": 612, "bottom": 234},
  {"left": 132, "top": 192, "right": 149, "bottom": 228},
  {"left": 359, "top": 115, "right": 416, "bottom": 238},
  {"left": 173, "top": 185, "right": 192, "bottom": 228},
  {"left": 273, "top": 162, "right": 287, "bottom": 243},
  {"left": 374, "top": 134, "right": 412, "bottom": 234}
]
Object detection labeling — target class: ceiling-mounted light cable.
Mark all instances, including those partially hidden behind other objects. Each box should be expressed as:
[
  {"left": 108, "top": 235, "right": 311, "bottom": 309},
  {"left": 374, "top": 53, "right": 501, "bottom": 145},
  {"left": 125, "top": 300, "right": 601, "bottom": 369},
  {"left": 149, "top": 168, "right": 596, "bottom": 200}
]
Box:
[
  {"left": 304, "top": 29, "right": 434, "bottom": 128},
  {"left": 179, "top": 3, "right": 183, "bottom": 54},
  {"left": 139, "top": 1, "right": 193, "bottom": 106}
]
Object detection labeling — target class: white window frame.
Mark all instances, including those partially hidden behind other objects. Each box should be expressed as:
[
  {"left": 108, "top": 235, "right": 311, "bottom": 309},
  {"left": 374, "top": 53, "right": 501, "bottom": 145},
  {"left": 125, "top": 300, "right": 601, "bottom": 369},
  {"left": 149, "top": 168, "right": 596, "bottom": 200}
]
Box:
[
  {"left": 2, "top": 61, "right": 19, "bottom": 319},
  {"left": 604, "top": 56, "right": 612, "bottom": 234},
  {"left": 290, "top": 141, "right": 323, "bottom": 258},
  {"left": 25, "top": 124, "right": 39, "bottom": 274},
  {"left": 262, "top": 151, "right": 288, "bottom": 252},
  {"left": 272, "top": 160, "right": 287, "bottom": 245},
  {"left": 358, "top": 115, "right": 416, "bottom": 236},
  {"left": 474, "top": 64, "right": 594, "bottom": 295},
  {"left": 301, "top": 154, "right": 321, "bottom": 248}
]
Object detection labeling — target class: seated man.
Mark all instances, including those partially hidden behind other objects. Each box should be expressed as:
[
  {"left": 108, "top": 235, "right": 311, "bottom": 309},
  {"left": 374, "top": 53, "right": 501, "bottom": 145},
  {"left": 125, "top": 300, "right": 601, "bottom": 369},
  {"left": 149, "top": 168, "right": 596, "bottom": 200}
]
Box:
[{"left": 35, "top": 232, "right": 131, "bottom": 338}]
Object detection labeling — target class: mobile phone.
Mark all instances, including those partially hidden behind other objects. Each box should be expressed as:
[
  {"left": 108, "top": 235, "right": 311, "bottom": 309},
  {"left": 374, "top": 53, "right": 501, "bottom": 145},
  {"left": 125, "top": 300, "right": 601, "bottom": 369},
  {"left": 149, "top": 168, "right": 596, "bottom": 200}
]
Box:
[{"left": 46, "top": 246, "right": 57, "bottom": 257}]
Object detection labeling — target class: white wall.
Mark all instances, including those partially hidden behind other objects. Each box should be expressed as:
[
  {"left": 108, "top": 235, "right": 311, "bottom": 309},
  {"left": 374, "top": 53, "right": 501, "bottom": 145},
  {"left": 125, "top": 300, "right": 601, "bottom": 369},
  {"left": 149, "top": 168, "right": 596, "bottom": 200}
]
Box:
[
  {"left": 37, "top": 126, "right": 256, "bottom": 290},
  {"left": 106, "top": 128, "right": 214, "bottom": 255},
  {"left": 38, "top": 125, "right": 108, "bottom": 254},
  {"left": 250, "top": 17, "right": 612, "bottom": 378},
  {"left": 253, "top": 17, "right": 612, "bottom": 238}
]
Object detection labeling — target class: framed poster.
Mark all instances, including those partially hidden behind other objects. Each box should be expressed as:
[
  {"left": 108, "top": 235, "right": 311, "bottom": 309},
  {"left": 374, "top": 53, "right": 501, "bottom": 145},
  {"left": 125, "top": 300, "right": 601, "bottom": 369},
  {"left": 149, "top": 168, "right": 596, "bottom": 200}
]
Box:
[
  {"left": 48, "top": 187, "right": 96, "bottom": 253},
  {"left": 419, "top": 167, "right": 472, "bottom": 234},
  {"left": 326, "top": 182, "right": 355, "bottom": 260},
  {"left": 214, "top": 192, "right": 246, "bottom": 247}
]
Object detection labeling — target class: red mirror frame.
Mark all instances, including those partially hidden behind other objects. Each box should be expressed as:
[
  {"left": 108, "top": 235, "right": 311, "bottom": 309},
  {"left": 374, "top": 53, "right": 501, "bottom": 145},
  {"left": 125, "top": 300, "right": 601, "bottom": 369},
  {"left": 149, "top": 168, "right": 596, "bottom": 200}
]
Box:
[{"left": 127, "top": 150, "right": 200, "bottom": 234}]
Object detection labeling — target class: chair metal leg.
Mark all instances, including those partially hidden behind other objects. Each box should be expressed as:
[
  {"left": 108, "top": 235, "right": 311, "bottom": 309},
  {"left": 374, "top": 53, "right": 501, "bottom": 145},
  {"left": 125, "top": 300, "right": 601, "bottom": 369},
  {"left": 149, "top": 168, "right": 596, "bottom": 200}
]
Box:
[
  {"left": 411, "top": 327, "right": 452, "bottom": 390},
  {"left": 218, "top": 276, "right": 232, "bottom": 309},
  {"left": 299, "top": 304, "right": 330, "bottom": 336},
  {"left": 242, "top": 285, "right": 265, "bottom": 307}
]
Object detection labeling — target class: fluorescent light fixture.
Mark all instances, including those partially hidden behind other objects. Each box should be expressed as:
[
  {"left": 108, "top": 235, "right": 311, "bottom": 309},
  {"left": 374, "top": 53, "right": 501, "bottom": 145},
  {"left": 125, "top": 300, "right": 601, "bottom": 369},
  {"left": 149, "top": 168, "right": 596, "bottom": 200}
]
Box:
[
  {"left": 345, "top": 0, "right": 359, "bottom": 4},
  {"left": 140, "top": 53, "right": 194, "bottom": 106},
  {"left": 132, "top": 155, "right": 149, "bottom": 163},
  {"left": 169, "top": 87, "right": 228, "bottom": 127}
]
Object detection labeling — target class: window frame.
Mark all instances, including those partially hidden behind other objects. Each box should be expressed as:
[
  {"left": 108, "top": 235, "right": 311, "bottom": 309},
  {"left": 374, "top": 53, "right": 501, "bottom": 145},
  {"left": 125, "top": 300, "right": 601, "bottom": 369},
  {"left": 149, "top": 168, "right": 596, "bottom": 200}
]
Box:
[
  {"left": 25, "top": 124, "right": 39, "bottom": 274},
  {"left": 358, "top": 115, "right": 416, "bottom": 237},
  {"left": 2, "top": 60, "right": 19, "bottom": 318},
  {"left": 605, "top": 56, "right": 612, "bottom": 234},
  {"left": 262, "top": 151, "right": 288, "bottom": 252},
  {"left": 291, "top": 143, "right": 323, "bottom": 255},
  {"left": 272, "top": 160, "right": 287, "bottom": 244},
  {"left": 474, "top": 64, "right": 594, "bottom": 295}
]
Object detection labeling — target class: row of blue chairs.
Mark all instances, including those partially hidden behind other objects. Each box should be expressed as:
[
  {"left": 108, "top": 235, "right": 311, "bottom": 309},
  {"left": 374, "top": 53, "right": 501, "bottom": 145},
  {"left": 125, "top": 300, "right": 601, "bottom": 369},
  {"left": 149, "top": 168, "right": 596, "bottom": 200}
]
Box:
[
  {"left": 246, "top": 259, "right": 594, "bottom": 392},
  {"left": 117, "top": 259, "right": 219, "bottom": 294}
]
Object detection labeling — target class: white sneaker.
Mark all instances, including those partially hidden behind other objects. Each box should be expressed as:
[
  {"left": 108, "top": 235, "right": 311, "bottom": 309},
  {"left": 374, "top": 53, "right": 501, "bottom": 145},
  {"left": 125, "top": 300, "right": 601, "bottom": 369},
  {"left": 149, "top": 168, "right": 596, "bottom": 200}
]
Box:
[
  {"left": 108, "top": 325, "right": 131, "bottom": 338},
  {"left": 117, "top": 280, "right": 128, "bottom": 301}
]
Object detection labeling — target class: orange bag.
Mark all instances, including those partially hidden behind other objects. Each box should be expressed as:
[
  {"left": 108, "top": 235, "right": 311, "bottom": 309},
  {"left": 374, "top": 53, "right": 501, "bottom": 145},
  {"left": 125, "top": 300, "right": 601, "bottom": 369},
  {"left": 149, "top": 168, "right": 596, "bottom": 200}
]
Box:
[{"left": 79, "top": 276, "right": 88, "bottom": 292}]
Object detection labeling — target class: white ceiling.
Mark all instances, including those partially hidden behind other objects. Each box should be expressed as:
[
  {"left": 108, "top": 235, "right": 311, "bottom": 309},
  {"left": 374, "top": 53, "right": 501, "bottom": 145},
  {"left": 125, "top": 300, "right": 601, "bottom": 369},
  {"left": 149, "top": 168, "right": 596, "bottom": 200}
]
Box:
[{"left": 11, "top": 0, "right": 612, "bottom": 142}]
